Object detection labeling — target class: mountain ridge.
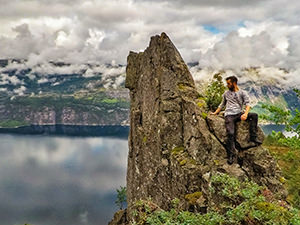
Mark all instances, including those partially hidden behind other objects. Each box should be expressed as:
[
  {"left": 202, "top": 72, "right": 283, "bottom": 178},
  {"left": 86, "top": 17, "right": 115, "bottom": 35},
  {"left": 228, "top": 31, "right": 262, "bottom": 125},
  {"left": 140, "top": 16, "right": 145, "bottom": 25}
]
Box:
[{"left": 0, "top": 58, "right": 299, "bottom": 128}]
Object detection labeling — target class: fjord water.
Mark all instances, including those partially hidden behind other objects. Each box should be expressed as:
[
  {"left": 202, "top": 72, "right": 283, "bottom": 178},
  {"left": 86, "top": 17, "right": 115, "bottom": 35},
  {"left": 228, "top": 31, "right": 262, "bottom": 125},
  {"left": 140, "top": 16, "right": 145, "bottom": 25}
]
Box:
[
  {"left": 0, "top": 133, "right": 128, "bottom": 225},
  {"left": 0, "top": 125, "right": 282, "bottom": 225}
]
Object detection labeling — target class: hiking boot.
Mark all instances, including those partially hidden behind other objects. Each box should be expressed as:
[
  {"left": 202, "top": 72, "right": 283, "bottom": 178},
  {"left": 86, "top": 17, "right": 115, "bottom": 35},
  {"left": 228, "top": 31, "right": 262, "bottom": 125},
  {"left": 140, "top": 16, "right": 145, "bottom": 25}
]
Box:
[{"left": 250, "top": 136, "right": 263, "bottom": 145}]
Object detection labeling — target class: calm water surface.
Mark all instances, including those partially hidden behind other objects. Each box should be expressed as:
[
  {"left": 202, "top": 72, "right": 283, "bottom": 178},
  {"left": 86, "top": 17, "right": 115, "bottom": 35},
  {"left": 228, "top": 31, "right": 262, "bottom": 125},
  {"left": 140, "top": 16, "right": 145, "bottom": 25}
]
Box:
[
  {"left": 0, "top": 134, "right": 128, "bottom": 225},
  {"left": 0, "top": 125, "right": 284, "bottom": 225}
]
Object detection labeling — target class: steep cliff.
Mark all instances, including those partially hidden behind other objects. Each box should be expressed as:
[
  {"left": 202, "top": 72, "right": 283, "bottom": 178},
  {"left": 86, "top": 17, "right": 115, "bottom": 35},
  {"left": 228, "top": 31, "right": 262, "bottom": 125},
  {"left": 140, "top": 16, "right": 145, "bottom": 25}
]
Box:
[{"left": 109, "top": 32, "right": 287, "bottom": 224}]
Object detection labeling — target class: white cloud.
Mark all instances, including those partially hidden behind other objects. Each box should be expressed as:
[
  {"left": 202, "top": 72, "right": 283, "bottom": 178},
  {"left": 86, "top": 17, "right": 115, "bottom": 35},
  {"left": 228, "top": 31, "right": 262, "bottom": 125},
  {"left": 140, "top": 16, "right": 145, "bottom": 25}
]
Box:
[
  {"left": 190, "top": 66, "right": 300, "bottom": 90},
  {"left": 198, "top": 20, "right": 300, "bottom": 70},
  {"left": 287, "top": 69, "right": 300, "bottom": 88},
  {"left": 103, "top": 79, "right": 113, "bottom": 89},
  {"left": 0, "top": 74, "right": 22, "bottom": 85},
  {"left": 10, "top": 75, "right": 22, "bottom": 85},
  {"left": 0, "top": 79, "right": 9, "bottom": 85},
  {"left": 112, "top": 75, "right": 126, "bottom": 89},
  {"left": 13, "top": 85, "right": 26, "bottom": 95},
  {"left": 83, "top": 68, "right": 96, "bottom": 78},
  {"left": 31, "top": 62, "right": 87, "bottom": 75},
  {"left": 37, "top": 78, "right": 49, "bottom": 84},
  {"left": 0, "top": 0, "right": 299, "bottom": 81}
]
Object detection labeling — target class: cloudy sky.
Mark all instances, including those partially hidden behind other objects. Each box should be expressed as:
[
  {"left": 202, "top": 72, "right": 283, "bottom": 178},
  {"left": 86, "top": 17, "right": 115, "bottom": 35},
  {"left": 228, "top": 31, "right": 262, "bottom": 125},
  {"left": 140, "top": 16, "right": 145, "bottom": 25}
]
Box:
[{"left": 1, "top": 0, "right": 300, "bottom": 69}]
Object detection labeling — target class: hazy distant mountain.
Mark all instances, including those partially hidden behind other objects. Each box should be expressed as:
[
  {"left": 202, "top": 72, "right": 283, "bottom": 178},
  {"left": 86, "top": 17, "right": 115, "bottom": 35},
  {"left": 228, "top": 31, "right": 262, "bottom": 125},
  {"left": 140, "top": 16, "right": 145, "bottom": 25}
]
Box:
[
  {"left": 0, "top": 59, "right": 298, "bottom": 128},
  {"left": 0, "top": 59, "right": 129, "bottom": 127}
]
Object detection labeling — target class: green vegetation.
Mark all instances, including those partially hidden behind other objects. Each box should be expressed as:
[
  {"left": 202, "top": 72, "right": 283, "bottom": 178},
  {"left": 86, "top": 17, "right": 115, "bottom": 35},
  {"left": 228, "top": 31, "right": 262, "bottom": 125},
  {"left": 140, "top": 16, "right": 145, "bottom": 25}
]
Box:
[
  {"left": 0, "top": 119, "right": 30, "bottom": 128},
  {"left": 130, "top": 173, "right": 300, "bottom": 225},
  {"left": 202, "top": 73, "right": 226, "bottom": 111},
  {"left": 115, "top": 186, "right": 127, "bottom": 210},
  {"left": 170, "top": 145, "right": 197, "bottom": 168},
  {"left": 261, "top": 88, "right": 300, "bottom": 208},
  {"left": 197, "top": 101, "right": 205, "bottom": 108},
  {"left": 251, "top": 95, "right": 289, "bottom": 116},
  {"left": 171, "top": 146, "right": 185, "bottom": 156},
  {"left": 101, "top": 98, "right": 119, "bottom": 104},
  {"left": 8, "top": 92, "right": 129, "bottom": 110},
  {"left": 177, "top": 83, "right": 189, "bottom": 91},
  {"left": 263, "top": 135, "right": 300, "bottom": 208},
  {"left": 143, "top": 136, "right": 147, "bottom": 143},
  {"left": 179, "top": 159, "right": 187, "bottom": 166},
  {"left": 201, "top": 112, "right": 208, "bottom": 119},
  {"left": 185, "top": 192, "right": 203, "bottom": 205}
]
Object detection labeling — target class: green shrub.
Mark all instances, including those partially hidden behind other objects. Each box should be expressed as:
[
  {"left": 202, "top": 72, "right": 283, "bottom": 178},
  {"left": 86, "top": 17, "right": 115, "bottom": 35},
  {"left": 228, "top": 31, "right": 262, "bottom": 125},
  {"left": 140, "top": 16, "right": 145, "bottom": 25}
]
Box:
[
  {"left": 115, "top": 186, "right": 127, "bottom": 210},
  {"left": 130, "top": 173, "right": 300, "bottom": 225},
  {"left": 263, "top": 131, "right": 287, "bottom": 147},
  {"left": 203, "top": 73, "right": 226, "bottom": 111},
  {"left": 260, "top": 88, "right": 300, "bottom": 150}
]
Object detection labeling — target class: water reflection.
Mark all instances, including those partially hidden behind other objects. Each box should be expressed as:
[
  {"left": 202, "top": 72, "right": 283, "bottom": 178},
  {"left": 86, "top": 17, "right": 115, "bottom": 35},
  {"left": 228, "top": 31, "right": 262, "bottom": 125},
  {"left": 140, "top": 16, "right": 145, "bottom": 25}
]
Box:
[{"left": 0, "top": 134, "right": 128, "bottom": 225}]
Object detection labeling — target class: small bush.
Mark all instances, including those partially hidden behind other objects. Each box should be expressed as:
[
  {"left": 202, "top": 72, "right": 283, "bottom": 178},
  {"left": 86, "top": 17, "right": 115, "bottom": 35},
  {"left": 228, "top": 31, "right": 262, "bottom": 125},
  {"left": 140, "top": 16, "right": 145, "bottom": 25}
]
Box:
[
  {"left": 115, "top": 186, "right": 127, "bottom": 210},
  {"left": 203, "top": 73, "right": 226, "bottom": 112}
]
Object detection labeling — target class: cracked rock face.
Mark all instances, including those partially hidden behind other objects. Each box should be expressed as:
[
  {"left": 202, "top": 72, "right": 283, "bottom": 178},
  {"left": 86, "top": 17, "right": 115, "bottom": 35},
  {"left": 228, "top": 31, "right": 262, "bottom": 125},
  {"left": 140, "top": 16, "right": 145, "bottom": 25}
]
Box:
[{"left": 110, "top": 32, "right": 287, "bottom": 224}]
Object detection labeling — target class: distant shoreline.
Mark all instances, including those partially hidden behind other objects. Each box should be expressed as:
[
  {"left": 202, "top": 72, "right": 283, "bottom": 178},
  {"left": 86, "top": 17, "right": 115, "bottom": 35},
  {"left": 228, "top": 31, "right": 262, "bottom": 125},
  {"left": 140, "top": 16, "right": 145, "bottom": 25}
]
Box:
[
  {"left": 0, "top": 124, "right": 130, "bottom": 138},
  {"left": 0, "top": 123, "right": 284, "bottom": 137}
]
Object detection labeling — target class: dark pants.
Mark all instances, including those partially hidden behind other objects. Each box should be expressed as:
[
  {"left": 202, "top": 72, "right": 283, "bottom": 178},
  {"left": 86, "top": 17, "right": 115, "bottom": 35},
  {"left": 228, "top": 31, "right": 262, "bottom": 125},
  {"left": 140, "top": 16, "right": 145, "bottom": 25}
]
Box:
[{"left": 225, "top": 112, "right": 258, "bottom": 156}]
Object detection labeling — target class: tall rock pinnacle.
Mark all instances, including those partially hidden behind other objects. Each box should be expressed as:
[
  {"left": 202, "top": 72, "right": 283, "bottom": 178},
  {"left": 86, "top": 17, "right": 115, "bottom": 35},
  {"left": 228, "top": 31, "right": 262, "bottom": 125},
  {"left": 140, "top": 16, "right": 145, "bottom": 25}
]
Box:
[{"left": 116, "top": 32, "right": 286, "bottom": 223}]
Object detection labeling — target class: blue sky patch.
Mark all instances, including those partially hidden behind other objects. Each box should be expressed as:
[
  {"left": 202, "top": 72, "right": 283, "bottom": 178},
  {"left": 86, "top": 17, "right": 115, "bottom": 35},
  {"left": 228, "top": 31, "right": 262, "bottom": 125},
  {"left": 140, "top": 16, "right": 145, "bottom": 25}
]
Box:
[{"left": 203, "top": 25, "right": 221, "bottom": 34}]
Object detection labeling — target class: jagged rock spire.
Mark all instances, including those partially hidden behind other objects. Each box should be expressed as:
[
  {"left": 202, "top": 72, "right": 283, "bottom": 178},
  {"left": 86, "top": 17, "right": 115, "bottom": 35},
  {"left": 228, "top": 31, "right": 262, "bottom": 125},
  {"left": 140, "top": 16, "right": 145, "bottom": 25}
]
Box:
[{"left": 111, "top": 32, "right": 287, "bottom": 224}]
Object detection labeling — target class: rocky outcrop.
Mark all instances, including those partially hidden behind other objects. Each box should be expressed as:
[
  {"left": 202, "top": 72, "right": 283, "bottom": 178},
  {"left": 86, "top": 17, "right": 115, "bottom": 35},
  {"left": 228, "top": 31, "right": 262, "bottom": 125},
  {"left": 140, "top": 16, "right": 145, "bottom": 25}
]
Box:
[{"left": 109, "top": 32, "right": 287, "bottom": 224}]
